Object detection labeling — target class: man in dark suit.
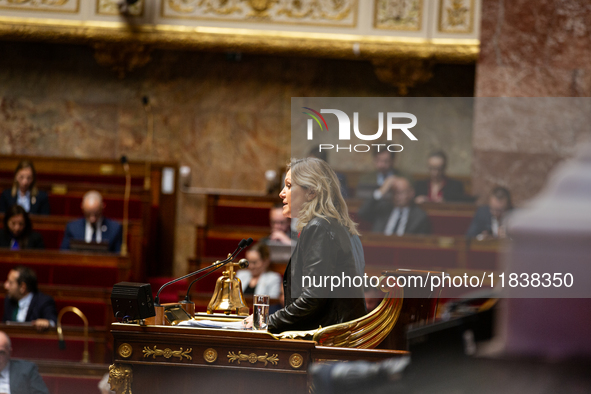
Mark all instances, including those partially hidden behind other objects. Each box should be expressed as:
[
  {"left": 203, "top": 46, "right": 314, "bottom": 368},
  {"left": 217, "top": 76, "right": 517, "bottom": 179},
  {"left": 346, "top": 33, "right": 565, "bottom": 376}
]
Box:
[
  {"left": 414, "top": 150, "right": 470, "bottom": 203},
  {"left": 60, "top": 190, "right": 122, "bottom": 252},
  {"left": 355, "top": 150, "right": 403, "bottom": 200},
  {"left": 358, "top": 177, "right": 431, "bottom": 236},
  {"left": 2, "top": 266, "right": 57, "bottom": 332},
  {"left": 0, "top": 331, "right": 49, "bottom": 394},
  {"left": 466, "top": 186, "right": 512, "bottom": 239}
]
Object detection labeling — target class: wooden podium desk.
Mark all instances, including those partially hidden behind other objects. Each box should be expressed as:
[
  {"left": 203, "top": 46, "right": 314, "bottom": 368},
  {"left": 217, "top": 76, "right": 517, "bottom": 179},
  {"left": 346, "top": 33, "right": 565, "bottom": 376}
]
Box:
[{"left": 110, "top": 323, "right": 408, "bottom": 394}]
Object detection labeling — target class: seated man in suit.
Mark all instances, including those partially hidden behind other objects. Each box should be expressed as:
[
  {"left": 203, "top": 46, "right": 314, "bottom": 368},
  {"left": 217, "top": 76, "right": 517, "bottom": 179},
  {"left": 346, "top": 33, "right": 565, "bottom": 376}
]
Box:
[
  {"left": 2, "top": 266, "right": 57, "bottom": 332},
  {"left": 358, "top": 177, "right": 431, "bottom": 236},
  {"left": 264, "top": 205, "right": 293, "bottom": 245},
  {"left": 415, "top": 151, "right": 469, "bottom": 203},
  {"left": 466, "top": 186, "right": 513, "bottom": 239},
  {"left": 0, "top": 331, "right": 49, "bottom": 394},
  {"left": 355, "top": 150, "right": 403, "bottom": 200},
  {"left": 60, "top": 190, "right": 122, "bottom": 252}
]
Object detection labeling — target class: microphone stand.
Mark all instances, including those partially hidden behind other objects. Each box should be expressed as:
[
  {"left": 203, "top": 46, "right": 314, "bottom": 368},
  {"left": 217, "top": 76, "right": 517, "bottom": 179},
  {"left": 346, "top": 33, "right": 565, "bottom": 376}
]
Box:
[
  {"left": 182, "top": 257, "right": 249, "bottom": 305},
  {"left": 154, "top": 239, "right": 247, "bottom": 306},
  {"left": 120, "top": 156, "right": 130, "bottom": 257}
]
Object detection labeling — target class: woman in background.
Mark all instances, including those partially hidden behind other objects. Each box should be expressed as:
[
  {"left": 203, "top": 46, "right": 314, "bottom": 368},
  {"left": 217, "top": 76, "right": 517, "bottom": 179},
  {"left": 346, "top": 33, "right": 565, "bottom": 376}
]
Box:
[
  {"left": 236, "top": 242, "right": 282, "bottom": 299},
  {"left": 0, "top": 160, "right": 50, "bottom": 215},
  {"left": 0, "top": 205, "right": 44, "bottom": 249}
]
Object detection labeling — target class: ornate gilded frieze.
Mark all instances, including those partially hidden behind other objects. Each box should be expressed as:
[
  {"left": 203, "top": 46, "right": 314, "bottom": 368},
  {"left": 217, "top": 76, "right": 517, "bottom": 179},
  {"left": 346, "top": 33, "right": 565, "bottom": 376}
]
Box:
[
  {"left": 161, "top": 0, "right": 357, "bottom": 27},
  {"left": 142, "top": 345, "right": 193, "bottom": 361},
  {"left": 227, "top": 351, "right": 279, "bottom": 366},
  {"left": 0, "top": 0, "right": 79, "bottom": 13},
  {"left": 438, "top": 0, "right": 474, "bottom": 33},
  {"left": 96, "top": 0, "right": 144, "bottom": 16},
  {"left": 374, "top": 0, "right": 422, "bottom": 31}
]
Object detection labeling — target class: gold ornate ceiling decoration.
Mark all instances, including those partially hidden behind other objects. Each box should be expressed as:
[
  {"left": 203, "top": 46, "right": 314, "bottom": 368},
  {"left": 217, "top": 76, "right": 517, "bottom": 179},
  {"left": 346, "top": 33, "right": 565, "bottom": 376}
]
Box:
[{"left": 0, "top": 0, "right": 480, "bottom": 89}]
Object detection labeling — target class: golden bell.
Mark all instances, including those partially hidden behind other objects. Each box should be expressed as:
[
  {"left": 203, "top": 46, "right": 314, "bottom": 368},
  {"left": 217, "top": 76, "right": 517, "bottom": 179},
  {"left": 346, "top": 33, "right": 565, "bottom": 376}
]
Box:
[{"left": 207, "top": 261, "right": 249, "bottom": 316}]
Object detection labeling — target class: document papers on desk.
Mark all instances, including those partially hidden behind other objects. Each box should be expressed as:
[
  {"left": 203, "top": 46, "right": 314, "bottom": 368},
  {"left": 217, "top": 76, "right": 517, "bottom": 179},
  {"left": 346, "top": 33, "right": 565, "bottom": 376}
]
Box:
[{"left": 177, "top": 319, "right": 248, "bottom": 330}]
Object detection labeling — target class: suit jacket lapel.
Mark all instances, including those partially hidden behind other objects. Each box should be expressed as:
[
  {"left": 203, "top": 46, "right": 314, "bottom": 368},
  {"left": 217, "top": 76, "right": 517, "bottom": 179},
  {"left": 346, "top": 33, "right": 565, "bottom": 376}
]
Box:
[{"left": 25, "top": 293, "right": 37, "bottom": 321}]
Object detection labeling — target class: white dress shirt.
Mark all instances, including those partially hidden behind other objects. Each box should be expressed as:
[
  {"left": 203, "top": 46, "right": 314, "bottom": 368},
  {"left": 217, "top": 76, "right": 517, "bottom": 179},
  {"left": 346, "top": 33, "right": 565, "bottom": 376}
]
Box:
[
  {"left": 16, "top": 292, "right": 33, "bottom": 323},
  {"left": 384, "top": 207, "right": 410, "bottom": 236},
  {"left": 17, "top": 190, "right": 30, "bottom": 213},
  {"left": 0, "top": 362, "right": 10, "bottom": 394},
  {"left": 85, "top": 218, "right": 103, "bottom": 243}
]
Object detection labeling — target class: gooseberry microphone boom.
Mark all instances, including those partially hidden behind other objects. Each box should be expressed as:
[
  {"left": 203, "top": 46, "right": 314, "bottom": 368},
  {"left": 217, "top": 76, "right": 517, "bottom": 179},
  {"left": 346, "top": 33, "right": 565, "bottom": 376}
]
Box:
[{"left": 154, "top": 238, "right": 253, "bottom": 306}]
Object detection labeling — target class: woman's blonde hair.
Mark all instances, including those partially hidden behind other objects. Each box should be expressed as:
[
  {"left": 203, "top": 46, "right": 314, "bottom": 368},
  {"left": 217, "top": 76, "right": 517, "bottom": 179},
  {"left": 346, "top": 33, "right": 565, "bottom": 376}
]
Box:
[
  {"left": 289, "top": 157, "right": 359, "bottom": 236},
  {"left": 11, "top": 160, "right": 38, "bottom": 198}
]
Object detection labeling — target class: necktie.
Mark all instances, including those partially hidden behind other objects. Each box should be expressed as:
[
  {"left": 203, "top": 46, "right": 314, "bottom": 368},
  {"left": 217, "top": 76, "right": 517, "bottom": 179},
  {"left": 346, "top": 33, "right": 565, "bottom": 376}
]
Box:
[
  {"left": 91, "top": 224, "right": 97, "bottom": 243},
  {"left": 10, "top": 239, "right": 19, "bottom": 250},
  {"left": 11, "top": 303, "right": 19, "bottom": 321}
]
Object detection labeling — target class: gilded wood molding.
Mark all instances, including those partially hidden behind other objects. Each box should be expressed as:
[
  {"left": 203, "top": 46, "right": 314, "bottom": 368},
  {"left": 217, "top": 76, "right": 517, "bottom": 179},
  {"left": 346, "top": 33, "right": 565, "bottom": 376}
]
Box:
[
  {"left": 227, "top": 351, "right": 279, "bottom": 366},
  {"left": 0, "top": 17, "right": 479, "bottom": 63},
  {"left": 142, "top": 345, "right": 193, "bottom": 361}
]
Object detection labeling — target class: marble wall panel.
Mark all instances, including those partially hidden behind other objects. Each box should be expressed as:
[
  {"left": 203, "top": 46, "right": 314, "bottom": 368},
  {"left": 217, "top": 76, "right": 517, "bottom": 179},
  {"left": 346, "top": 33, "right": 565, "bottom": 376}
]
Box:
[
  {"left": 474, "top": 0, "right": 591, "bottom": 204},
  {"left": 471, "top": 149, "right": 565, "bottom": 204}
]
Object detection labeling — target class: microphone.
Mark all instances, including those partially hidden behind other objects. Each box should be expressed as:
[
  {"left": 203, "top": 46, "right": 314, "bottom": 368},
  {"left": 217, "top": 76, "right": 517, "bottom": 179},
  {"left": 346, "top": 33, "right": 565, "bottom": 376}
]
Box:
[
  {"left": 155, "top": 238, "right": 251, "bottom": 305},
  {"left": 120, "top": 155, "right": 130, "bottom": 256},
  {"left": 182, "top": 240, "right": 252, "bottom": 303}
]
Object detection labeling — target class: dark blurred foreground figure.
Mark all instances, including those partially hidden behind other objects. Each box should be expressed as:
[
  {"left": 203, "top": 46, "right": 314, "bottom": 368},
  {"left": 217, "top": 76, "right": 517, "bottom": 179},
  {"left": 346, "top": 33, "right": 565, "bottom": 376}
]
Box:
[
  {"left": 311, "top": 357, "right": 410, "bottom": 394},
  {"left": 0, "top": 160, "right": 50, "bottom": 215},
  {"left": 414, "top": 151, "right": 468, "bottom": 203},
  {"left": 466, "top": 186, "right": 512, "bottom": 239},
  {"left": 0, "top": 205, "right": 44, "bottom": 250},
  {"left": 0, "top": 330, "right": 49, "bottom": 394},
  {"left": 2, "top": 266, "right": 57, "bottom": 331}
]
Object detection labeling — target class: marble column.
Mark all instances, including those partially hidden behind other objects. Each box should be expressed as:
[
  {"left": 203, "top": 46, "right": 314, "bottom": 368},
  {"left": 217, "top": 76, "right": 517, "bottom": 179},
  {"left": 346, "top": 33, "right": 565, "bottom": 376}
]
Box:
[{"left": 473, "top": 0, "right": 591, "bottom": 204}]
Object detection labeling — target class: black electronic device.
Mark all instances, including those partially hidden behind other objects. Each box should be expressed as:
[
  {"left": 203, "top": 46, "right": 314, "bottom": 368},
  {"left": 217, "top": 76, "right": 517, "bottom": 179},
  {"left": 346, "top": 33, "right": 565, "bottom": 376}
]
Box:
[{"left": 111, "top": 282, "right": 155, "bottom": 322}]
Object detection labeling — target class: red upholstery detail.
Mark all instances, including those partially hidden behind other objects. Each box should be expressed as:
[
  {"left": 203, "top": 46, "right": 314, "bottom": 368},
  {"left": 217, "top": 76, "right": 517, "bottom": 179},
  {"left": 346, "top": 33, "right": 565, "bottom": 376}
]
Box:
[
  {"left": 148, "top": 277, "right": 188, "bottom": 304},
  {"left": 203, "top": 238, "right": 254, "bottom": 259},
  {"left": 467, "top": 250, "right": 498, "bottom": 270},
  {"left": 429, "top": 215, "right": 472, "bottom": 236},
  {"left": 364, "top": 245, "right": 458, "bottom": 270},
  {"left": 36, "top": 229, "right": 64, "bottom": 250},
  {"left": 212, "top": 206, "right": 270, "bottom": 228},
  {"left": 0, "top": 263, "right": 122, "bottom": 287},
  {"left": 10, "top": 338, "right": 101, "bottom": 361},
  {"left": 42, "top": 376, "right": 103, "bottom": 394}
]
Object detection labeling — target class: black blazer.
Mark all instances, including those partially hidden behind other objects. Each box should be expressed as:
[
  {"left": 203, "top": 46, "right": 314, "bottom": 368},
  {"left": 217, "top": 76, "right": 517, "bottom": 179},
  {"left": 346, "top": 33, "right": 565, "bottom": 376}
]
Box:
[
  {"left": 2, "top": 292, "right": 58, "bottom": 324},
  {"left": 358, "top": 197, "right": 431, "bottom": 235},
  {"left": 0, "top": 189, "right": 50, "bottom": 215},
  {"left": 466, "top": 205, "right": 493, "bottom": 238},
  {"left": 0, "top": 229, "right": 45, "bottom": 249},
  {"left": 267, "top": 217, "right": 367, "bottom": 333},
  {"left": 414, "top": 177, "right": 469, "bottom": 202},
  {"left": 9, "top": 359, "right": 50, "bottom": 394}
]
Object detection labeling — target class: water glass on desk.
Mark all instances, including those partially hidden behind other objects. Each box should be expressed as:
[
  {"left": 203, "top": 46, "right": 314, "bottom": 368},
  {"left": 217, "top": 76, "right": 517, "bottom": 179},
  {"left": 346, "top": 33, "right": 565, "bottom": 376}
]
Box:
[{"left": 253, "top": 294, "right": 270, "bottom": 330}]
